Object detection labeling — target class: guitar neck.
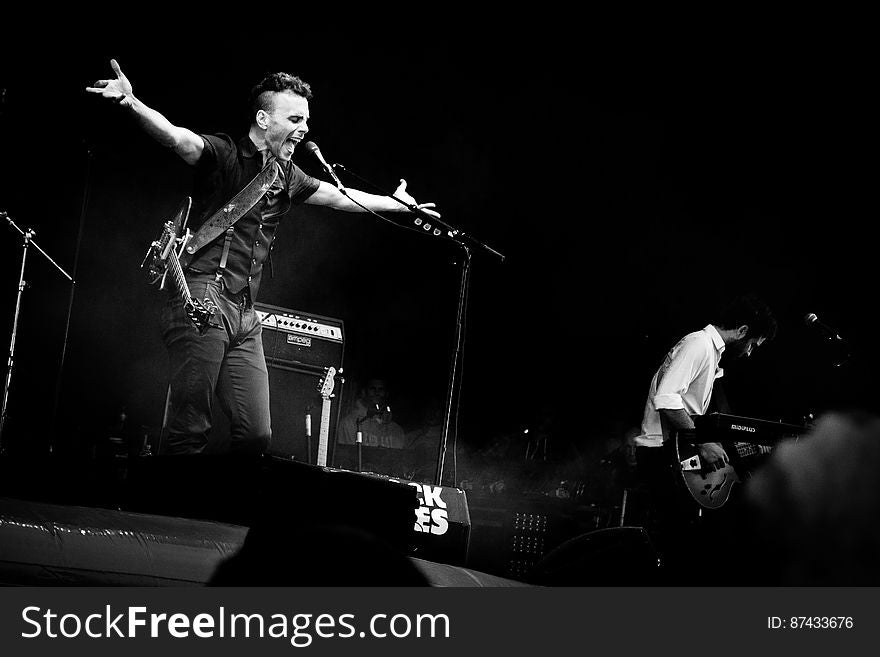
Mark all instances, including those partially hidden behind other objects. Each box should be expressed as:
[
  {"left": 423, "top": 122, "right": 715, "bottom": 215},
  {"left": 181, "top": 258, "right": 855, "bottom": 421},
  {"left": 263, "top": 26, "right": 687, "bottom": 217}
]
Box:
[
  {"left": 316, "top": 397, "right": 332, "bottom": 467},
  {"left": 733, "top": 441, "right": 766, "bottom": 458},
  {"left": 167, "top": 249, "right": 193, "bottom": 303}
]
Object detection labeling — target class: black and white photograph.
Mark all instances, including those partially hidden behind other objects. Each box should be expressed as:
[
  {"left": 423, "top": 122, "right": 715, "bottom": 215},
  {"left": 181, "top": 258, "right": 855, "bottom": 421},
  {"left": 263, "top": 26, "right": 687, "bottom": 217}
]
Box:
[{"left": 0, "top": 20, "right": 876, "bottom": 650}]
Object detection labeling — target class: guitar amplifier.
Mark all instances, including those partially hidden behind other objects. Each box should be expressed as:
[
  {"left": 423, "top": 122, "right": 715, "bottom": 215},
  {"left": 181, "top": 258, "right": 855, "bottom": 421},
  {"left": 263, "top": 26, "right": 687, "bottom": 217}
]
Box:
[{"left": 255, "top": 302, "right": 344, "bottom": 372}]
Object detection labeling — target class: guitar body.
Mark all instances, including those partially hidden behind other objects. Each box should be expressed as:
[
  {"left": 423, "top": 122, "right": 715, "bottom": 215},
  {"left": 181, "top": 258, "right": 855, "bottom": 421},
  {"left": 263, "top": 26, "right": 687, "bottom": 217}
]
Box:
[
  {"left": 141, "top": 197, "right": 216, "bottom": 334},
  {"left": 673, "top": 436, "right": 767, "bottom": 510},
  {"left": 674, "top": 438, "right": 741, "bottom": 509}
]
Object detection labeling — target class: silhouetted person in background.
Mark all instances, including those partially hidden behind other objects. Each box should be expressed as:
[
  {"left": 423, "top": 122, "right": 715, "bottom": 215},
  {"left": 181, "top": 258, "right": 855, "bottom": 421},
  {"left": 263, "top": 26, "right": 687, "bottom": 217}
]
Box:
[{"left": 337, "top": 378, "right": 406, "bottom": 449}]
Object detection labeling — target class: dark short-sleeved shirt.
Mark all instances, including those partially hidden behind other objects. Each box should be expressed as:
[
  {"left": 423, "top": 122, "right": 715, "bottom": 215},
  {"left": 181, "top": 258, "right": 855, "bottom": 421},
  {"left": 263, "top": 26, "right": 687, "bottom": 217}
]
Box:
[{"left": 186, "top": 133, "right": 320, "bottom": 299}]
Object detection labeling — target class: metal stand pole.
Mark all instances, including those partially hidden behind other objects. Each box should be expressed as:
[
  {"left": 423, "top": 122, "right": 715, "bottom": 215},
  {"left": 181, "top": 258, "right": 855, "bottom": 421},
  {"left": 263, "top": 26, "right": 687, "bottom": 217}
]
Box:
[
  {"left": 434, "top": 243, "right": 471, "bottom": 486},
  {"left": 305, "top": 406, "right": 313, "bottom": 464},
  {"left": 356, "top": 418, "right": 364, "bottom": 473},
  {"left": 0, "top": 229, "right": 34, "bottom": 452},
  {"left": 0, "top": 213, "right": 74, "bottom": 454},
  {"left": 314, "top": 162, "right": 503, "bottom": 488}
]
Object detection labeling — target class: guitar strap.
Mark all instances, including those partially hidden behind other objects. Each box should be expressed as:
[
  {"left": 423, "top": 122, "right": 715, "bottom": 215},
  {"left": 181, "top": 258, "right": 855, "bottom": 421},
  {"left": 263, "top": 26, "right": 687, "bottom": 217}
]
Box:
[{"left": 179, "top": 157, "right": 280, "bottom": 269}]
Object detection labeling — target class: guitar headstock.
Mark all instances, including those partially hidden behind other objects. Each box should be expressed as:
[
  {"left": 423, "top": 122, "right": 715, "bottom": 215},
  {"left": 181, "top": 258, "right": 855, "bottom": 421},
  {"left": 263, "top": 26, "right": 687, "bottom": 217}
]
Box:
[
  {"left": 171, "top": 196, "right": 193, "bottom": 235},
  {"left": 142, "top": 196, "right": 193, "bottom": 282},
  {"left": 317, "top": 366, "right": 339, "bottom": 400}
]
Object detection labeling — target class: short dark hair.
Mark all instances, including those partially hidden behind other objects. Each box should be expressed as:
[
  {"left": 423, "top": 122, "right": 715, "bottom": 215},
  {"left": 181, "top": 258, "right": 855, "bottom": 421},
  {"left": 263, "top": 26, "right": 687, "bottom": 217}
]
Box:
[
  {"left": 714, "top": 294, "right": 777, "bottom": 341},
  {"left": 249, "top": 72, "right": 312, "bottom": 116}
]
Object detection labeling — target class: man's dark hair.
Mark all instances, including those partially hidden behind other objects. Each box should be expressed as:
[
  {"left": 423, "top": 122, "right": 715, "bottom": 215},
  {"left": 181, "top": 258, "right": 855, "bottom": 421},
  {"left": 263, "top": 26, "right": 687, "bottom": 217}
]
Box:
[
  {"left": 249, "top": 72, "right": 313, "bottom": 115},
  {"left": 714, "top": 294, "right": 778, "bottom": 341}
]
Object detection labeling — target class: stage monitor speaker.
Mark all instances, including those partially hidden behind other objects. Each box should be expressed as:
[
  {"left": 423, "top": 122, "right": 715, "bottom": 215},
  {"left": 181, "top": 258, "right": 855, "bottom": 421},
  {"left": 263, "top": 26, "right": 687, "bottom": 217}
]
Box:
[
  {"left": 124, "top": 455, "right": 419, "bottom": 555},
  {"left": 355, "top": 472, "right": 471, "bottom": 566},
  {"left": 404, "top": 480, "right": 470, "bottom": 566}
]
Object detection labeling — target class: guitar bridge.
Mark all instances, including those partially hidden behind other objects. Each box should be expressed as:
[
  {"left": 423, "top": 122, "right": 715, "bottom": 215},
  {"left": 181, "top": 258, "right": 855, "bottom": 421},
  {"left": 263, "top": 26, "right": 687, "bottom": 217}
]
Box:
[{"left": 184, "top": 297, "right": 217, "bottom": 335}]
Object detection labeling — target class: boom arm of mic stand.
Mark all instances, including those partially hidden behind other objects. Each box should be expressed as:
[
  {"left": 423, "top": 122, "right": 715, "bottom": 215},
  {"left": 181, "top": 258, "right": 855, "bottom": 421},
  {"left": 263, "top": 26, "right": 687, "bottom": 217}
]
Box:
[
  {"left": 3, "top": 214, "right": 74, "bottom": 282},
  {"left": 331, "top": 163, "right": 505, "bottom": 261}
]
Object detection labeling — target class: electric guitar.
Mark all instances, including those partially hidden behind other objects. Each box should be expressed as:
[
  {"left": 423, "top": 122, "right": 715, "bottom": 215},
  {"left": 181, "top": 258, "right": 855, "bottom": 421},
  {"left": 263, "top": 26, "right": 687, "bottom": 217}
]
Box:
[
  {"left": 315, "top": 366, "right": 339, "bottom": 467},
  {"left": 673, "top": 436, "right": 770, "bottom": 509},
  {"left": 141, "top": 197, "right": 216, "bottom": 334},
  {"left": 672, "top": 413, "right": 808, "bottom": 509}
]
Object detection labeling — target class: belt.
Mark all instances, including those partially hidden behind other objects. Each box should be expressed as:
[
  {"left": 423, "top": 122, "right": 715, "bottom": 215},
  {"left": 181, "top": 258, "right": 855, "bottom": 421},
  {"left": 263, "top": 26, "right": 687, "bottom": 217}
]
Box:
[{"left": 184, "top": 271, "right": 253, "bottom": 307}]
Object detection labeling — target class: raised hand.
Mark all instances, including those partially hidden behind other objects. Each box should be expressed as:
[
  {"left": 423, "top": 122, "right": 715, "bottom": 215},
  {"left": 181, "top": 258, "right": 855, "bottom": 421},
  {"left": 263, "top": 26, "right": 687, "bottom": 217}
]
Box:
[
  {"left": 85, "top": 59, "right": 134, "bottom": 107},
  {"left": 393, "top": 179, "right": 441, "bottom": 219}
]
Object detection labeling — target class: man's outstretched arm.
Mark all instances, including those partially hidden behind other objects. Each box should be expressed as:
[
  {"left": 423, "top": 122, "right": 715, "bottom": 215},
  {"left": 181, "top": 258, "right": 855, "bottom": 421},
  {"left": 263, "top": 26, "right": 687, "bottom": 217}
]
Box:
[
  {"left": 305, "top": 179, "right": 441, "bottom": 218},
  {"left": 86, "top": 59, "right": 204, "bottom": 166}
]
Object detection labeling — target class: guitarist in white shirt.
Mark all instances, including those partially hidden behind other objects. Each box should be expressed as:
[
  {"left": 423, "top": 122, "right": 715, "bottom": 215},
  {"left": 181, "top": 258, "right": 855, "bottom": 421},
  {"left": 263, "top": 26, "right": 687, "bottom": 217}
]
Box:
[{"left": 632, "top": 294, "right": 777, "bottom": 574}]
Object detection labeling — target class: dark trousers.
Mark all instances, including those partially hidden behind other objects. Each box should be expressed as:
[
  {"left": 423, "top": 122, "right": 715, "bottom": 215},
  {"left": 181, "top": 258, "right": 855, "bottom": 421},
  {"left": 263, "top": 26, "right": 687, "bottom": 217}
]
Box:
[
  {"left": 635, "top": 445, "right": 701, "bottom": 576},
  {"left": 159, "top": 276, "right": 271, "bottom": 455},
  {"left": 636, "top": 444, "right": 747, "bottom": 581}
]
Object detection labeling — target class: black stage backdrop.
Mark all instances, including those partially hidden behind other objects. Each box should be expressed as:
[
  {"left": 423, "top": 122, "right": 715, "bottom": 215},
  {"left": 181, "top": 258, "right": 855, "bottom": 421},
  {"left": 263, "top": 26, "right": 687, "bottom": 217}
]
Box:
[{"left": 0, "top": 28, "right": 875, "bottom": 476}]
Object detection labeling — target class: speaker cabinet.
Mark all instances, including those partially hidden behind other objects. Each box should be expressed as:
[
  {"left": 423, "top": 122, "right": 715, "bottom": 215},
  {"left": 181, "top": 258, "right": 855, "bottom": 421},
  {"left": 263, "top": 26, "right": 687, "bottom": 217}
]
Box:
[
  {"left": 208, "top": 358, "right": 342, "bottom": 463},
  {"left": 265, "top": 362, "right": 341, "bottom": 463}
]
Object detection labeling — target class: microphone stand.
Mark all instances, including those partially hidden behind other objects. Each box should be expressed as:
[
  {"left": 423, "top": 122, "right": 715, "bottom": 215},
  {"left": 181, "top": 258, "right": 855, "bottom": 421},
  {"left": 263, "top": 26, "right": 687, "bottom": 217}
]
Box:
[
  {"left": 355, "top": 417, "right": 364, "bottom": 473},
  {"left": 329, "top": 163, "right": 505, "bottom": 487},
  {"left": 305, "top": 405, "right": 313, "bottom": 464},
  {"left": 0, "top": 212, "right": 75, "bottom": 454}
]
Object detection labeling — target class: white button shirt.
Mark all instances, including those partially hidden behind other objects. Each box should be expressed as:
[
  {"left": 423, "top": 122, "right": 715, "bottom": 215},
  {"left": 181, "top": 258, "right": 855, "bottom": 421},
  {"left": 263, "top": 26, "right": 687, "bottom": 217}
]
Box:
[{"left": 635, "top": 324, "right": 726, "bottom": 447}]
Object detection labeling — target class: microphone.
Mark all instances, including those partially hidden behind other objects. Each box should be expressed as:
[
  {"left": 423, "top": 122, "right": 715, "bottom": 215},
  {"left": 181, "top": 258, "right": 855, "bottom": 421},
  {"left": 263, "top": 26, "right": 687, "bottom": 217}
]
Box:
[
  {"left": 804, "top": 313, "right": 843, "bottom": 341},
  {"left": 364, "top": 404, "right": 383, "bottom": 419},
  {"left": 303, "top": 141, "right": 346, "bottom": 192}
]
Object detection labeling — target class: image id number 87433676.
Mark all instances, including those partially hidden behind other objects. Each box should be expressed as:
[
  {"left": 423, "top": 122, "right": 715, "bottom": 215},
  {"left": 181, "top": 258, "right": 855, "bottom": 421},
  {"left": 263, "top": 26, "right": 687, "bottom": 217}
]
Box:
[{"left": 767, "top": 617, "right": 854, "bottom": 630}]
